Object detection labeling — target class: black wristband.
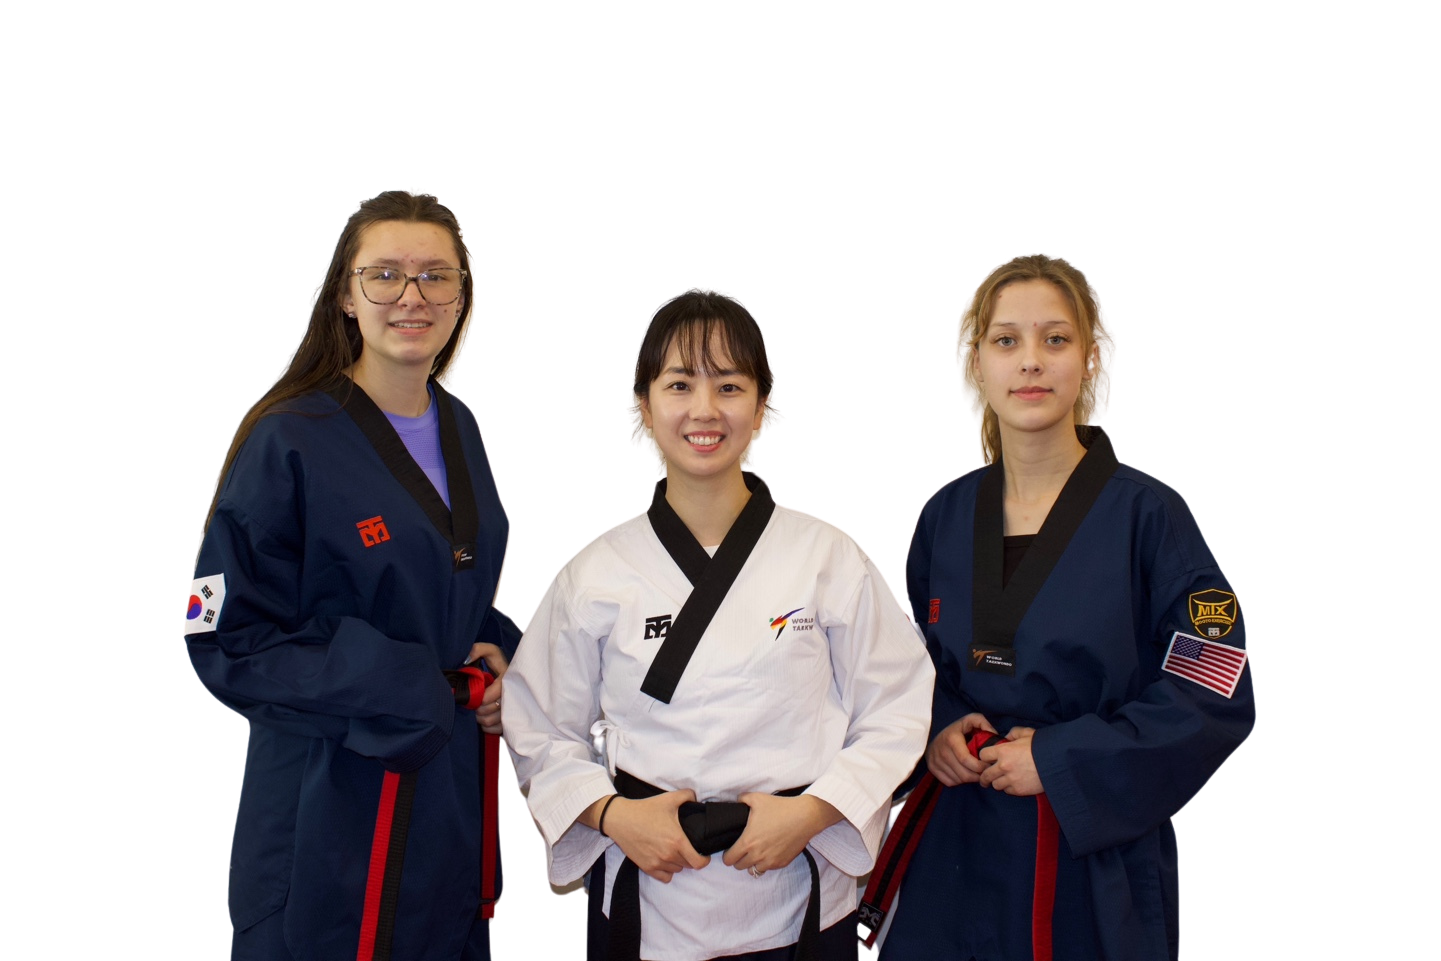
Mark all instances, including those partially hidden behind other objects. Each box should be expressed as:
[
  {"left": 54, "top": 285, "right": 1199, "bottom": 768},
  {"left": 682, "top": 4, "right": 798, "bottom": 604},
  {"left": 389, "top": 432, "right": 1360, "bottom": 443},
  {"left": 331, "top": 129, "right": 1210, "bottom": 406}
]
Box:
[{"left": 598, "top": 794, "right": 620, "bottom": 838}]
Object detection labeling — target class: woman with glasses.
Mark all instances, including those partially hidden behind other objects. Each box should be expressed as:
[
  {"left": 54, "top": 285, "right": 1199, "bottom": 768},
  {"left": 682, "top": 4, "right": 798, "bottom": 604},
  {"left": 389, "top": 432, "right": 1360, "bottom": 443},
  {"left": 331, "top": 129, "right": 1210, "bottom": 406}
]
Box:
[
  {"left": 502, "top": 290, "right": 933, "bottom": 961},
  {"left": 185, "top": 191, "right": 518, "bottom": 961}
]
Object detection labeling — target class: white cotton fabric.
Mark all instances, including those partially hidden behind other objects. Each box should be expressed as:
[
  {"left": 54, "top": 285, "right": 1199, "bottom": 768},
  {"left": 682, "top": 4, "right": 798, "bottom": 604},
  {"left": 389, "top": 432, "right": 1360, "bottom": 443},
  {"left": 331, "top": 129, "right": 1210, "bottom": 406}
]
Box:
[{"left": 504, "top": 504, "right": 935, "bottom": 960}]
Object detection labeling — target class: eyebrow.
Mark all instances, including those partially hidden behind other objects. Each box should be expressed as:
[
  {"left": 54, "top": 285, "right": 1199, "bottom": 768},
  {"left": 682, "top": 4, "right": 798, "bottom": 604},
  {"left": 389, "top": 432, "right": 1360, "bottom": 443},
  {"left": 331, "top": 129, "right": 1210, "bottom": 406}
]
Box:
[
  {"left": 363, "top": 257, "right": 457, "bottom": 269},
  {"left": 664, "top": 365, "right": 743, "bottom": 377},
  {"left": 989, "top": 319, "right": 1074, "bottom": 329}
]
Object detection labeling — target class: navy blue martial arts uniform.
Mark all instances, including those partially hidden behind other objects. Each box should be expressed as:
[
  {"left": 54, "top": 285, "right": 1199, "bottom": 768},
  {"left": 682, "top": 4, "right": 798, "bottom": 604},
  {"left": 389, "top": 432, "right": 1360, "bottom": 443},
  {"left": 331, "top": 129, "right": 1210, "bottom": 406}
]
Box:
[
  {"left": 881, "top": 427, "right": 1254, "bottom": 961},
  {"left": 186, "top": 379, "right": 517, "bottom": 961}
]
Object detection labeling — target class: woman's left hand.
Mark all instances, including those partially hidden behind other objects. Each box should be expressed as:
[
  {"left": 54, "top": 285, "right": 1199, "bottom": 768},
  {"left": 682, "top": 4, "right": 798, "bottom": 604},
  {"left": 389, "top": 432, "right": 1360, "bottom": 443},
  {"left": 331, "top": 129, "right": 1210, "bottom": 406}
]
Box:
[
  {"left": 468, "top": 643, "right": 509, "bottom": 736},
  {"left": 723, "top": 793, "right": 843, "bottom": 876},
  {"left": 978, "top": 726, "right": 1045, "bottom": 796}
]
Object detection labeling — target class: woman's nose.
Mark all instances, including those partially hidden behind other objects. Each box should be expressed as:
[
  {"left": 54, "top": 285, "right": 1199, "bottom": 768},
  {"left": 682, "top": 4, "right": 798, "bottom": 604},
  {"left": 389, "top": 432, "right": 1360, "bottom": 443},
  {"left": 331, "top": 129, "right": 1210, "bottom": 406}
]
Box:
[
  {"left": 396, "top": 276, "right": 426, "bottom": 306},
  {"left": 689, "top": 388, "right": 719, "bottom": 418}
]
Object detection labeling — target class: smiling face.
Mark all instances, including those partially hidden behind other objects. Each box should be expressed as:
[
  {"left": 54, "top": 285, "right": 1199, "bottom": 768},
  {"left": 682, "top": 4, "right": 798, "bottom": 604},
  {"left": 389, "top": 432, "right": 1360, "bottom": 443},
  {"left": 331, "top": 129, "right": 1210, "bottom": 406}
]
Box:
[
  {"left": 640, "top": 333, "right": 767, "bottom": 487},
  {"left": 973, "top": 279, "right": 1097, "bottom": 443},
  {"left": 342, "top": 220, "right": 463, "bottom": 378}
]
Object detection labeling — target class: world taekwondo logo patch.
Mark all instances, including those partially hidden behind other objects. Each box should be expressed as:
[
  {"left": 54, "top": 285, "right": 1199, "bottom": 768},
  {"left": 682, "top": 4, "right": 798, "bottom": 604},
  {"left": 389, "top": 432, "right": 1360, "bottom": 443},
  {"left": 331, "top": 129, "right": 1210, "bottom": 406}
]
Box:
[
  {"left": 1189, "top": 589, "right": 1238, "bottom": 638},
  {"left": 185, "top": 574, "right": 227, "bottom": 635},
  {"left": 768, "top": 608, "right": 813, "bottom": 640}
]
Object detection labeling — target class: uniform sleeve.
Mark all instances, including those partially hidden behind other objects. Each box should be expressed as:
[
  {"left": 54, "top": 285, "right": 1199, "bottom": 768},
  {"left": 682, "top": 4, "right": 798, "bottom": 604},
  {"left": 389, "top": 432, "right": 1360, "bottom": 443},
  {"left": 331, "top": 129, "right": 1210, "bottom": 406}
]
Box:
[
  {"left": 478, "top": 607, "right": 522, "bottom": 662},
  {"left": 806, "top": 558, "right": 935, "bottom": 876},
  {"left": 187, "top": 494, "right": 455, "bottom": 775},
  {"left": 1032, "top": 495, "right": 1255, "bottom": 857},
  {"left": 905, "top": 506, "right": 971, "bottom": 771},
  {"left": 502, "top": 572, "right": 617, "bottom": 885}
]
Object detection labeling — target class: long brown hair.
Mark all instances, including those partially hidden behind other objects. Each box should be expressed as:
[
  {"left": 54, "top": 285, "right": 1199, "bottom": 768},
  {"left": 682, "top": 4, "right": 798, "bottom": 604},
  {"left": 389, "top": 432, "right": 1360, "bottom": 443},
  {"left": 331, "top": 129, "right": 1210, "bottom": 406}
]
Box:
[
  {"left": 959, "top": 255, "right": 1108, "bottom": 464},
  {"left": 204, "top": 191, "right": 474, "bottom": 530}
]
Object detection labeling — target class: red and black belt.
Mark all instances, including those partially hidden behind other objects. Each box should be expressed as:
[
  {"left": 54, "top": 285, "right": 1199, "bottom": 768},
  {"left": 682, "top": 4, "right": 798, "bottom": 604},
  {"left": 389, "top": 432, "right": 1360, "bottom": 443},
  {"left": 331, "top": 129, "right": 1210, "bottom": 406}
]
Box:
[
  {"left": 858, "top": 731, "right": 1060, "bottom": 961},
  {"left": 446, "top": 664, "right": 504, "bottom": 922}
]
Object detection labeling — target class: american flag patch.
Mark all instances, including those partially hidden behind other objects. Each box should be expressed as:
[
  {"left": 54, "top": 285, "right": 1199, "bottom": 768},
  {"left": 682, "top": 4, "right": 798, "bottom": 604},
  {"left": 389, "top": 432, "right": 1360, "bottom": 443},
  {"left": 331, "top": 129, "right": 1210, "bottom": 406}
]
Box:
[{"left": 1162, "top": 631, "right": 1247, "bottom": 698}]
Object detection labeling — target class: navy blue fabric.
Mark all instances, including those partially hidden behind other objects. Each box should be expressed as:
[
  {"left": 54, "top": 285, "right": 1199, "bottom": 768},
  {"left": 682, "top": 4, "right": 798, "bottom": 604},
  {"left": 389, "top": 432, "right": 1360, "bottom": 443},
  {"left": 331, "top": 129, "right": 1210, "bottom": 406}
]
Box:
[
  {"left": 882, "top": 430, "right": 1253, "bottom": 961},
  {"left": 189, "top": 386, "right": 518, "bottom": 960},
  {"left": 233, "top": 903, "right": 491, "bottom": 961}
]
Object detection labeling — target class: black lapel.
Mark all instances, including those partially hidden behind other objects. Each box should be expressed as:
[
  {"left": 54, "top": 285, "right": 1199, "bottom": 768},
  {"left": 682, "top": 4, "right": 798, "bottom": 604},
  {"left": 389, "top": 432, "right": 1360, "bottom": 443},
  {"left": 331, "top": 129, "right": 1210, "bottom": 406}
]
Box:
[
  {"left": 326, "top": 378, "right": 479, "bottom": 571},
  {"left": 430, "top": 380, "right": 478, "bottom": 566},
  {"left": 640, "top": 473, "right": 776, "bottom": 703},
  {"left": 972, "top": 427, "right": 1119, "bottom": 648},
  {"left": 647, "top": 482, "right": 711, "bottom": 586}
]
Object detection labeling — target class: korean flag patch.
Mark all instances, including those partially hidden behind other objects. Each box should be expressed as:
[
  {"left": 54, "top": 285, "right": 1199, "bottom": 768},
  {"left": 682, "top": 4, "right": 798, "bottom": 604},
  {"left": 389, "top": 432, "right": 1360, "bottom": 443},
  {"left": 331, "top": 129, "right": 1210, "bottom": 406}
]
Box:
[{"left": 185, "top": 574, "right": 227, "bottom": 635}]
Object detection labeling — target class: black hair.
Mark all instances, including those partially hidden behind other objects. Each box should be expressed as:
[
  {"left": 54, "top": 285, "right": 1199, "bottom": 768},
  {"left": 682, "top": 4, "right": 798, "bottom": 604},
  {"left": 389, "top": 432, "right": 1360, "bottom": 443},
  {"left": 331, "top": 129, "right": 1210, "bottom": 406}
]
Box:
[{"left": 632, "top": 290, "right": 774, "bottom": 403}]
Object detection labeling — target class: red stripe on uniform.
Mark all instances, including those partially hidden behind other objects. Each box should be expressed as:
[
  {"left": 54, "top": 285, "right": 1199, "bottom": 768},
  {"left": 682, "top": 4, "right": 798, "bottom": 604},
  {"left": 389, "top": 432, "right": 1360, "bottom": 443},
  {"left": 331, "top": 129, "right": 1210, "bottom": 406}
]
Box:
[
  {"left": 356, "top": 771, "right": 402, "bottom": 961},
  {"left": 1032, "top": 793, "right": 1059, "bottom": 961},
  {"left": 480, "top": 730, "right": 500, "bottom": 918}
]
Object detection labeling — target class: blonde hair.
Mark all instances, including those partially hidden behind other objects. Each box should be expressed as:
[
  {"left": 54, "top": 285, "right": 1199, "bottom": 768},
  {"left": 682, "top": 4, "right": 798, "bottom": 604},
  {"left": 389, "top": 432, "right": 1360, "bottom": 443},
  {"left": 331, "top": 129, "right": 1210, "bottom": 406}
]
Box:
[{"left": 960, "top": 254, "right": 1109, "bottom": 464}]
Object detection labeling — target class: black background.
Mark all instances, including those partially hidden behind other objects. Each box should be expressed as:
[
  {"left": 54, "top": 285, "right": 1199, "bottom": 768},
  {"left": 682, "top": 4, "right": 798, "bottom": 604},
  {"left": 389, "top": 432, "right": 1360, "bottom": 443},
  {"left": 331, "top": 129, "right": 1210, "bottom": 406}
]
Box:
[{"left": 185, "top": 185, "right": 1256, "bottom": 956}]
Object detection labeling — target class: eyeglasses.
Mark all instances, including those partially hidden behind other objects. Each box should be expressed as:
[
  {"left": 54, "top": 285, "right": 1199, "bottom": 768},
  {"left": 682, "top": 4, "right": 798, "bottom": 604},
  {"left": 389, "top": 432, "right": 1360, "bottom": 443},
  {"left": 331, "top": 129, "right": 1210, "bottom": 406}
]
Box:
[{"left": 351, "top": 266, "right": 467, "bottom": 305}]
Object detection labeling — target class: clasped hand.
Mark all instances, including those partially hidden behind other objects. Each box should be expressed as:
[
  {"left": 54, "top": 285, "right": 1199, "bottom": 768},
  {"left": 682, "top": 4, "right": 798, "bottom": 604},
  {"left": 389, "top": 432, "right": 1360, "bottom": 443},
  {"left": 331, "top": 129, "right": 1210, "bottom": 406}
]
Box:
[
  {"left": 467, "top": 642, "right": 508, "bottom": 736},
  {"left": 722, "top": 793, "right": 841, "bottom": 877},
  {"left": 600, "top": 791, "right": 710, "bottom": 883},
  {"left": 600, "top": 791, "right": 841, "bottom": 883},
  {"left": 926, "top": 713, "right": 1044, "bottom": 796}
]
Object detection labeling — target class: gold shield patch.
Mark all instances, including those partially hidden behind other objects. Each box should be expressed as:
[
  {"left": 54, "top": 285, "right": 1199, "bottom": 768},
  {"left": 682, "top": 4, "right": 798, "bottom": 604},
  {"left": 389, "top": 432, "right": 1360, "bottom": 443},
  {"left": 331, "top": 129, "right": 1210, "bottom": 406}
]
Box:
[{"left": 1189, "top": 589, "right": 1238, "bottom": 639}]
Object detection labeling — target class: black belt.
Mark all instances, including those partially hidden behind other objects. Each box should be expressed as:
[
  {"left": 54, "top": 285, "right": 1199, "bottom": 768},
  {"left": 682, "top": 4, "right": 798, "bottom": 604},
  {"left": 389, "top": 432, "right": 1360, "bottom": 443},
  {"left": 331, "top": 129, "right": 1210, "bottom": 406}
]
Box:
[{"left": 605, "top": 771, "right": 821, "bottom": 961}]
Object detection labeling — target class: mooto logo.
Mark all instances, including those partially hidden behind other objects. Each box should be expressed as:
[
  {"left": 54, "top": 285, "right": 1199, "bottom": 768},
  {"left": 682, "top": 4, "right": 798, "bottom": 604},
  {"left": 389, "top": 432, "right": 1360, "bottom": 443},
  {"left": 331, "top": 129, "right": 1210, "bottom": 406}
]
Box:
[{"left": 1188, "top": 589, "right": 1238, "bottom": 638}]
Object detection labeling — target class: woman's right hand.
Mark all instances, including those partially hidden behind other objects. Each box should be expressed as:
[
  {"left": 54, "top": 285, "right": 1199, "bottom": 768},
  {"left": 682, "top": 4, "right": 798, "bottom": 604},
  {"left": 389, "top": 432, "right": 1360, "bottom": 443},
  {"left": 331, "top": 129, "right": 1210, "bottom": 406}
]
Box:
[
  {"left": 925, "top": 712, "right": 999, "bottom": 786},
  {"left": 586, "top": 791, "right": 711, "bottom": 882}
]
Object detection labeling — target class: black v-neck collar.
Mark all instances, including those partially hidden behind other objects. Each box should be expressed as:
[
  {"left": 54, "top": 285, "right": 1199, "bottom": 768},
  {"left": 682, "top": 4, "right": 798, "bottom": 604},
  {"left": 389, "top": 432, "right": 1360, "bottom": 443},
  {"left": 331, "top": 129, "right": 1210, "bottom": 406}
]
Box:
[
  {"left": 327, "top": 377, "right": 479, "bottom": 570},
  {"left": 972, "top": 426, "right": 1119, "bottom": 647},
  {"left": 640, "top": 473, "right": 776, "bottom": 702}
]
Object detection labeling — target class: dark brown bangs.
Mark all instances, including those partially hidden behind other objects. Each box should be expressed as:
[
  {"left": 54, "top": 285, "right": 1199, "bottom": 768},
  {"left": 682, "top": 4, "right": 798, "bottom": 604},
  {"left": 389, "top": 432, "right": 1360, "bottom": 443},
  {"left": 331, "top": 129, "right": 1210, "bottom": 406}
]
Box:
[
  {"left": 666, "top": 316, "right": 752, "bottom": 379},
  {"left": 632, "top": 290, "right": 773, "bottom": 400}
]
